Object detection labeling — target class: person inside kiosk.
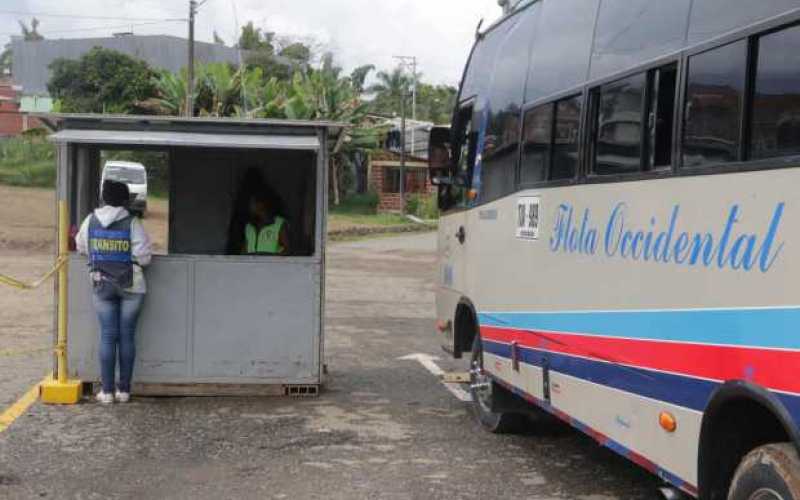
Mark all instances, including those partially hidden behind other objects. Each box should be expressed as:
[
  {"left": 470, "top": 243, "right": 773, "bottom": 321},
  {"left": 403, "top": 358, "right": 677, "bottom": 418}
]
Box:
[
  {"left": 242, "top": 190, "right": 291, "bottom": 256},
  {"left": 227, "top": 168, "right": 292, "bottom": 256}
]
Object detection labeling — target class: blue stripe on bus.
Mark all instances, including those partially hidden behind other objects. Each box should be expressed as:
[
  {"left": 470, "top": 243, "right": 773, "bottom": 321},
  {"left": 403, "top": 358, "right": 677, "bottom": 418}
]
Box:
[
  {"left": 479, "top": 307, "right": 800, "bottom": 350},
  {"left": 483, "top": 339, "right": 717, "bottom": 412},
  {"left": 490, "top": 375, "right": 698, "bottom": 496},
  {"left": 485, "top": 338, "right": 800, "bottom": 427}
]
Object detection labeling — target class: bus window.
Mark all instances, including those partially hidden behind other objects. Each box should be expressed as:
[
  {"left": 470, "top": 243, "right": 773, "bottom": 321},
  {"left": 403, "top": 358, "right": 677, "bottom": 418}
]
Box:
[
  {"left": 683, "top": 40, "right": 748, "bottom": 167},
  {"left": 647, "top": 64, "right": 677, "bottom": 169},
  {"left": 520, "top": 103, "right": 553, "bottom": 185},
  {"left": 590, "top": 0, "right": 690, "bottom": 80},
  {"left": 552, "top": 96, "right": 582, "bottom": 180},
  {"left": 594, "top": 73, "right": 647, "bottom": 175},
  {"left": 438, "top": 106, "right": 475, "bottom": 211},
  {"left": 688, "top": 0, "right": 797, "bottom": 45},
  {"left": 751, "top": 24, "right": 800, "bottom": 160}
]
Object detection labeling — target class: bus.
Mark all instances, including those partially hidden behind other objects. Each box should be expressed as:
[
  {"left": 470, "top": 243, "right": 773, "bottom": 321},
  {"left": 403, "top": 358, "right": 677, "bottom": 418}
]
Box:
[{"left": 429, "top": 1, "right": 800, "bottom": 499}]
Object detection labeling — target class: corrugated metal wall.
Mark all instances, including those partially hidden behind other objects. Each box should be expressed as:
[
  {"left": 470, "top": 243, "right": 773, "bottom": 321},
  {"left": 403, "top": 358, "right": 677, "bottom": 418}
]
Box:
[{"left": 11, "top": 35, "right": 242, "bottom": 95}]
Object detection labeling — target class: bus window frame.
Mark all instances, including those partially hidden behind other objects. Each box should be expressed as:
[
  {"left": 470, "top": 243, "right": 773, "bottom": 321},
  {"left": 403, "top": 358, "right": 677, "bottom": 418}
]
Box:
[
  {"left": 462, "top": 8, "right": 800, "bottom": 207},
  {"left": 585, "top": 58, "right": 682, "bottom": 182},
  {"left": 516, "top": 86, "right": 588, "bottom": 191},
  {"left": 677, "top": 17, "right": 800, "bottom": 177},
  {"left": 437, "top": 99, "right": 478, "bottom": 214}
]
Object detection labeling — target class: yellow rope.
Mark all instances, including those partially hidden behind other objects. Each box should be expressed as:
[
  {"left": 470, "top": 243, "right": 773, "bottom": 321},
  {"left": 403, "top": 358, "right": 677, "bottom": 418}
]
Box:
[{"left": 0, "top": 256, "right": 68, "bottom": 290}]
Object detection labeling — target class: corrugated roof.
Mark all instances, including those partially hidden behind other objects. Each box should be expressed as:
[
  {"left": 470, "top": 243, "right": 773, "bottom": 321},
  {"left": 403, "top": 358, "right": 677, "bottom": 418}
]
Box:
[
  {"left": 35, "top": 113, "right": 347, "bottom": 132},
  {"left": 49, "top": 129, "right": 321, "bottom": 150}
]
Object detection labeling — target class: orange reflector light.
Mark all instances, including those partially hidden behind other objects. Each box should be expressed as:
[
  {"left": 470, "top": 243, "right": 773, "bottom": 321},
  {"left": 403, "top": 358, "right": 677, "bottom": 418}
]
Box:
[
  {"left": 659, "top": 412, "right": 677, "bottom": 433},
  {"left": 467, "top": 189, "right": 478, "bottom": 201}
]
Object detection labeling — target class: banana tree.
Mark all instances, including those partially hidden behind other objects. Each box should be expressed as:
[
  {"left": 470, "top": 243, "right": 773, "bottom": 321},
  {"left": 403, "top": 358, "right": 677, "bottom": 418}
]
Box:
[
  {"left": 281, "top": 54, "right": 384, "bottom": 204},
  {"left": 143, "top": 70, "right": 188, "bottom": 115}
]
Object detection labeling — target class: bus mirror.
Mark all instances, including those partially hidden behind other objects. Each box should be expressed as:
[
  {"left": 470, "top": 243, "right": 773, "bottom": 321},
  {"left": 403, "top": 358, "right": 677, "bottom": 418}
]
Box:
[{"left": 429, "top": 126, "right": 452, "bottom": 185}]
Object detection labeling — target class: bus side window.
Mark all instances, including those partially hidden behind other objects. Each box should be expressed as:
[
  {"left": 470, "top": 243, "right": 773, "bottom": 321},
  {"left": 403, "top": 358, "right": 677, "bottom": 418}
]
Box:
[
  {"left": 590, "top": 62, "right": 678, "bottom": 175},
  {"left": 647, "top": 64, "right": 677, "bottom": 170},
  {"left": 552, "top": 95, "right": 583, "bottom": 179},
  {"left": 682, "top": 40, "right": 748, "bottom": 167},
  {"left": 594, "top": 72, "right": 647, "bottom": 175},
  {"left": 521, "top": 103, "right": 554, "bottom": 185},
  {"left": 751, "top": 24, "right": 800, "bottom": 160}
]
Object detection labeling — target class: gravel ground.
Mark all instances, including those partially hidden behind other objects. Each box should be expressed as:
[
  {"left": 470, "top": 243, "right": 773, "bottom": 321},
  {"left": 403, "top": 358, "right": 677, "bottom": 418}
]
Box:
[{"left": 0, "top": 233, "right": 661, "bottom": 499}]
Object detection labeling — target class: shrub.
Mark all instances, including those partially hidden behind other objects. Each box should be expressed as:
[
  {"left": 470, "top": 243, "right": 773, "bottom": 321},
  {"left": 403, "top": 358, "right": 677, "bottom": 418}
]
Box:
[
  {"left": 407, "top": 193, "right": 439, "bottom": 220},
  {"left": 334, "top": 191, "right": 379, "bottom": 214}
]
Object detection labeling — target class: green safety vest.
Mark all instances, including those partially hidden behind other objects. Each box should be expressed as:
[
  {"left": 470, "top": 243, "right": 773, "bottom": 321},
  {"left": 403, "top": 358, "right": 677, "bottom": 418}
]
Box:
[{"left": 245, "top": 217, "right": 285, "bottom": 255}]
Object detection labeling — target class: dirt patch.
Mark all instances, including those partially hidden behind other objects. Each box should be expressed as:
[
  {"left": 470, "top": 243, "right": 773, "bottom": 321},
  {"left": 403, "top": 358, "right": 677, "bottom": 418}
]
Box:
[
  {"left": 0, "top": 185, "right": 55, "bottom": 253},
  {"left": 0, "top": 185, "right": 168, "bottom": 254}
]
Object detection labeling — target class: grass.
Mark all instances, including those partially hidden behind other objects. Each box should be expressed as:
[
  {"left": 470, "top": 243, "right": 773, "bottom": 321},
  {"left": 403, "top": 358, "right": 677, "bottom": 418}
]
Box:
[
  {"left": 329, "top": 212, "right": 409, "bottom": 228},
  {"left": 0, "top": 138, "right": 56, "bottom": 188}
]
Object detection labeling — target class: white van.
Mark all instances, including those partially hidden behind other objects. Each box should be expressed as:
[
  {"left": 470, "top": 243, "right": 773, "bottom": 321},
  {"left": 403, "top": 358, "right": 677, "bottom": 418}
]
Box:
[{"left": 100, "top": 161, "right": 148, "bottom": 215}]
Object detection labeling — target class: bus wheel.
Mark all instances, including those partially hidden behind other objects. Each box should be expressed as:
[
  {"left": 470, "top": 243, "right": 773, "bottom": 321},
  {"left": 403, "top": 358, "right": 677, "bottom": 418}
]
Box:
[
  {"left": 469, "top": 335, "right": 525, "bottom": 434},
  {"left": 728, "top": 443, "right": 800, "bottom": 500}
]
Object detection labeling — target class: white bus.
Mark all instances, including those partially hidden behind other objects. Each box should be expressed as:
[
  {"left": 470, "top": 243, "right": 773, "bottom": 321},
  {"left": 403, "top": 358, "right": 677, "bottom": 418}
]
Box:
[{"left": 430, "top": 2, "right": 800, "bottom": 499}]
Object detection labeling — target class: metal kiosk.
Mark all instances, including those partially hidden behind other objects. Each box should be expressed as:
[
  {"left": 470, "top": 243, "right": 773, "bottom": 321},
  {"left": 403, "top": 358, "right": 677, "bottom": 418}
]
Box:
[{"left": 47, "top": 114, "right": 342, "bottom": 396}]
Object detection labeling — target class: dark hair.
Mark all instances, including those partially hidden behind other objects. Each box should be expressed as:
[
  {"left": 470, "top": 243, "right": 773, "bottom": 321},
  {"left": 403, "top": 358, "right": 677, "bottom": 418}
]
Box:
[{"left": 102, "top": 180, "right": 130, "bottom": 207}]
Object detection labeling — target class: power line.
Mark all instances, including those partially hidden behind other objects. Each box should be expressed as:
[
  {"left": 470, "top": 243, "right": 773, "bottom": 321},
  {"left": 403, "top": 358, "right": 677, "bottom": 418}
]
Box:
[
  {"left": 0, "top": 9, "right": 186, "bottom": 22},
  {"left": 0, "top": 20, "right": 185, "bottom": 38}
]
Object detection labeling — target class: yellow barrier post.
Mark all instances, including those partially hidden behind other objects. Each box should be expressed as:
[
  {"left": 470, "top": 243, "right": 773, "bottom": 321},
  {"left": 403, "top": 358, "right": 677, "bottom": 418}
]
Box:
[{"left": 40, "top": 200, "right": 82, "bottom": 404}]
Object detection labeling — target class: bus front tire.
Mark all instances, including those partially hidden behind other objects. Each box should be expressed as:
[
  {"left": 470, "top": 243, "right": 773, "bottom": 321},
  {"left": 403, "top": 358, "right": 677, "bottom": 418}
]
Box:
[
  {"left": 728, "top": 443, "right": 800, "bottom": 500},
  {"left": 469, "top": 335, "right": 526, "bottom": 434}
]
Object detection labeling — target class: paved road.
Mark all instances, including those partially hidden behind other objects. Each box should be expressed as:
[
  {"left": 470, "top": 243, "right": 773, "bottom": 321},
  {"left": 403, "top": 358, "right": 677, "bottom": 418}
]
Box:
[{"left": 0, "top": 233, "right": 660, "bottom": 499}]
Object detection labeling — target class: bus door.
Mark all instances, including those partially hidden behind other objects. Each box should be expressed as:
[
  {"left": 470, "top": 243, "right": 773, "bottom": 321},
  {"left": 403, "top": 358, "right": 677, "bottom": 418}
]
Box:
[{"left": 432, "top": 103, "right": 478, "bottom": 356}]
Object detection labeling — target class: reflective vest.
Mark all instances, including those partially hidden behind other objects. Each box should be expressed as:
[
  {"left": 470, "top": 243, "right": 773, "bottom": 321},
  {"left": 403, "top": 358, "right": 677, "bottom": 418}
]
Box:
[
  {"left": 88, "top": 214, "right": 133, "bottom": 288},
  {"left": 245, "top": 216, "right": 285, "bottom": 255}
]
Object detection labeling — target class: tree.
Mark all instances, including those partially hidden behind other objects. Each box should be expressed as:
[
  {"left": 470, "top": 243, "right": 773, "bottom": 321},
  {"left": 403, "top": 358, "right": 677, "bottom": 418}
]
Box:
[
  {"left": 238, "top": 21, "right": 296, "bottom": 81},
  {"left": 279, "top": 42, "right": 312, "bottom": 65},
  {"left": 278, "top": 54, "right": 383, "bottom": 204},
  {"left": 213, "top": 31, "right": 226, "bottom": 46},
  {"left": 47, "top": 47, "right": 157, "bottom": 113},
  {"left": 238, "top": 21, "right": 274, "bottom": 53},
  {"left": 349, "top": 64, "right": 375, "bottom": 94},
  {"left": 144, "top": 70, "right": 187, "bottom": 115},
  {"left": 368, "top": 67, "right": 412, "bottom": 116},
  {"left": 415, "top": 83, "right": 457, "bottom": 124},
  {"left": 196, "top": 63, "right": 241, "bottom": 117},
  {"left": 245, "top": 51, "right": 292, "bottom": 81},
  {"left": 20, "top": 18, "right": 44, "bottom": 41}
]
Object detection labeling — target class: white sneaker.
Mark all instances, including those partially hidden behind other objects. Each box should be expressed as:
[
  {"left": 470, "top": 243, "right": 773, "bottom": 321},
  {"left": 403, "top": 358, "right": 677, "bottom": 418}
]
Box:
[
  {"left": 115, "top": 391, "right": 130, "bottom": 403},
  {"left": 96, "top": 391, "right": 114, "bottom": 404}
]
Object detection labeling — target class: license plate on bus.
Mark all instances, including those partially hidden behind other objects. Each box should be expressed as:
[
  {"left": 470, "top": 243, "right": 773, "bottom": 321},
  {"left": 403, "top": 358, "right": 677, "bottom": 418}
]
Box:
[{"left": 517, "top": 196, "right": 540, "bottom": 241}]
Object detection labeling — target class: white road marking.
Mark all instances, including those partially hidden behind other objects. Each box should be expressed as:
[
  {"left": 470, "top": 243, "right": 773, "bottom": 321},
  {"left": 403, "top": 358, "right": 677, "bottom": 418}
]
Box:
[{"left": 398, "top": 353, "right": 472, "bottom": 402}]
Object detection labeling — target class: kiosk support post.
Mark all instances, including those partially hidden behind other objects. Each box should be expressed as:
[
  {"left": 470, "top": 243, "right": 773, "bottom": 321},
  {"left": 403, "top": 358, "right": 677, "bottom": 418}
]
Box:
[{"left": 40, "top": 200, "right": 82, "bottom": 405}]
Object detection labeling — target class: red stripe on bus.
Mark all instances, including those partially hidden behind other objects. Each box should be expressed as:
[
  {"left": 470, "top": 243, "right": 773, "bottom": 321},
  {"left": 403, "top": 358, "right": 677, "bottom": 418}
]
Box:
[{"left": 481, "top": 325, "right": 800, "bottom": 395}]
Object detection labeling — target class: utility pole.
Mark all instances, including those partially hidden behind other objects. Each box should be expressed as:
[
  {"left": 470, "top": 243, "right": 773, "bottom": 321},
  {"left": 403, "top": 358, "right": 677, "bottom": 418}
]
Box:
[
  {"left": 393, "top": 55, "right": 417, "bottom": 156},
  {"left": 399, "top": 91, "right": 407, "bottom": 215},
  {"left": 186, "top": 0, "right": 196, "bottom": 117},
  {"left": 186, "top": 0, "right": 208, "bottom": 117}
]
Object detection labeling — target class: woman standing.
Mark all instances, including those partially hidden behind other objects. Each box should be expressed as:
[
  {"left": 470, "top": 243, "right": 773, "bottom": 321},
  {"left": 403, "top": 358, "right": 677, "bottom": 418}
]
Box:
[{"left": 76, "top": 180, "right": 152, "bottom": 404}]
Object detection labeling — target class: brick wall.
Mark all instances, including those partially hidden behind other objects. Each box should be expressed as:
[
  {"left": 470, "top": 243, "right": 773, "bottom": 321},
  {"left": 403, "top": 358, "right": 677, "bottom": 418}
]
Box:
[
  {"left": 0, "top": 84, "right": 41, "bottom": 136},
  {"left": 369, "top": 163, "right": 436, "bottom": 212}
]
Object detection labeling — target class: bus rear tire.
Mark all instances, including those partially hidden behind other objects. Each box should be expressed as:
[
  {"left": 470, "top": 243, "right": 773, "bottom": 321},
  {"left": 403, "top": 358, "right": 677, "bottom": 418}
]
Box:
[
  {"left": 728, "top": 443, "right": 800, "bottom": 500},
  {"left": 469, "top": 335, "right": 526, "bottom": 434}
]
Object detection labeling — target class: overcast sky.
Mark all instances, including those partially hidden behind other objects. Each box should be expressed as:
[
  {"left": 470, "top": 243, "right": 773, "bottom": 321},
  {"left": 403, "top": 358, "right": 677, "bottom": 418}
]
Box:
[{"left": 2, "top": 0, "right": 503, "bottom": 86}]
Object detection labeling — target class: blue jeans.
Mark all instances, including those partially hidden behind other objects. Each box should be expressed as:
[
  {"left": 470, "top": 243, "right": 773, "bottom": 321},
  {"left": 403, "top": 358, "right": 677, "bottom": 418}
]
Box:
[{"left": 92, "top": 281, "right": 144, "bottom": 394}]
